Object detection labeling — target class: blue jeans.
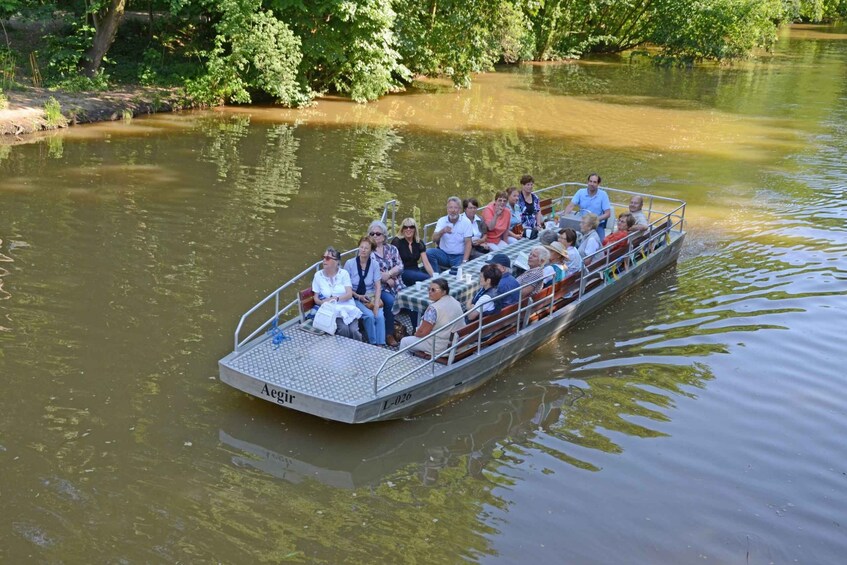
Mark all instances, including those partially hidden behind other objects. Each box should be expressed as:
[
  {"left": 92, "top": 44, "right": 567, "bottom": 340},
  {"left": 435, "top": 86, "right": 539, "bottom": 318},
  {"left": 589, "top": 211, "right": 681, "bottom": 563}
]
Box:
[
  {"left": 426, "top": 248, "right": 463, "bottom": 273},
  {"left": 402, "top": 267, "right": 430, "bottom": 287},
  {"left": 380, "top": 289, "right": 395, "bottom": 340},
  {"left": 354, "top": 300, "right": 385, "bottom": 345}
]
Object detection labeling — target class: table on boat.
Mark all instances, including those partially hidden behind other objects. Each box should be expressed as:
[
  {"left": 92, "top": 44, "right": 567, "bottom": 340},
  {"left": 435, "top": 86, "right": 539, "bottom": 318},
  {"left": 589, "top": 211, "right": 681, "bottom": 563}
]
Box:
[{"left": 395, "top": 237, "right": 539, "bottom": 314}]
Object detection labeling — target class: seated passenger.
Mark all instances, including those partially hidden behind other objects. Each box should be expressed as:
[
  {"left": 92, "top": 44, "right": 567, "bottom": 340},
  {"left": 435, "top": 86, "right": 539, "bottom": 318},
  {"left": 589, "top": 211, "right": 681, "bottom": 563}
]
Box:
[
  {"left": 343, "top": 237, "right": 386, "bottom": 346},
  {"left": 480, "top": 191, "right": 513, "bottom": 252},
  {"left": 558, "top": 228, "right": 583, "bottom": 276},
  {"left": 577, "top": 212, "right": 602, "bottom": 263},
  {"left": 311, "top": 247, "right": 362, "bottom": 340},
  {"left": 399, "top": 278, "right": 464, "bottom": 357},
  {"left": 628, "top": 195, "right": 649, "bottom": 233},
  {"left": 485, "top": 253, "right": 520, "bottom": 308},
  {"left": 517, "top": 246, "right": 549, "bottom": 299},
  {"left": 369, "top": 220, "right": 404, "bottom": 347},
  {"left": 542, "top": 241, "right": 569, "bottom": 285},
  {"left": 505, "top": 186, "right": 522, "bottom": 242},
  {"left": 426, "top": 196, "right": 473, "bottom": 273},
  {"left": 463, "top": 198, "right": 489, "bottom": 259},
  {"left": 538, "top": 229, "right": 558, "bottom": 246},
  {"left": 392, "top": 217, "right": 434, "bottom": 287},
  {"left": 517, "top": 174, "right": 544, "bottom": 238},
  {"left": 602, "top": 213, "right": 635, "bottom": 252},
  {"left": 466, "top": 264, "right": 502, "bottom": 322}
]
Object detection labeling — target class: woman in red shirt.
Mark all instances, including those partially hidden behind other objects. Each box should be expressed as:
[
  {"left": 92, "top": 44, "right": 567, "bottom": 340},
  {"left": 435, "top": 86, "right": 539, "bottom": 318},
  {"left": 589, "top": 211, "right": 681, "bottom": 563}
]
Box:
[
  {"left": 603, "top": 213, "right": 636, "bottom": 252},
  {"left": 481, "top": 191, "right": 513, "bottom": 251}
]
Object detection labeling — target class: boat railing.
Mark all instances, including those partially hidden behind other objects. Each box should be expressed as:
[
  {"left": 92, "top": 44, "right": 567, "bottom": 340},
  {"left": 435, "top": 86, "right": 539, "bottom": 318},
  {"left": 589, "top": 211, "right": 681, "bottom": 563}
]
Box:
[
  {"left": 371, "top": 208, "right": 683, "bottom": 395},
  {"left": 233, "top": 200, "right": 399, "bottom": 352}
]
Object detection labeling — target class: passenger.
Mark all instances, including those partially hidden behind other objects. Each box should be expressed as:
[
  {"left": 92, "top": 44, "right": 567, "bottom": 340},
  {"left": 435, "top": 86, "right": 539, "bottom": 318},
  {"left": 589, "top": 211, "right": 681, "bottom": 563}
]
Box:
[
  {"left": 542, "top": 241, "right": 569, "bottom": 285},
  {"left": 399, "top": 278, "right": 464, "bottom": 357},
  {"left": 343, "top": 237, "right": 386, "bottom": 346},
  {"left": 577, "top": 212, "right": 602, "bottom": 262},
  {"left": 369, "top": 220, "right": 404, "bottom": 347},
  {"left": 558, "top": 228, "right": 583, "bottom": 276},
  {"left": 562, "top": 173, "right": 611, "bottom": 241},
  {"left": 602, "top": 213, "right": 636, "bottom": 252},
  {"left": 628, "top": 195, "right": 649, "bottom": 232},
  {"left": 505, "top": 186, "right": 522, "bottom": 242},
  {"left": 480, "top": 191, "right": 512, "bottom": 252},
  {"left": 465, "top": 264, "right": 502, "bottom": 322},
  {"left": 311, "top": 247, "right": 363, "bottom": 340},
  {"left": 538, "top": 229, "right": 558, "bottom": 246},
  {"left": 392, "top": 217, "right": 434, "bottom": 287},
  {"left": 463, "top": 198, "right": 490, "bottom": 259},
  {"left": 517, "top": 245, "right": 549, "bottom": 299},
  {"left": 485, "top": 253, "right": 520, "bottom": 307},
  {"left": 517, "top": 174, "right": 544, "bottom": 238},
  {"left": 425, "top": 196, "right": 473, "bottom": 273}
]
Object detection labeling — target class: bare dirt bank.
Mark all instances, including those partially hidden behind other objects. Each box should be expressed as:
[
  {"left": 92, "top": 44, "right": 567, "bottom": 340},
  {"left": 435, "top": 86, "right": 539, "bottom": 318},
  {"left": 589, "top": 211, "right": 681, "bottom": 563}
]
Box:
[{"left": 0, "top": 87, "right": 185, "bottom": 137}]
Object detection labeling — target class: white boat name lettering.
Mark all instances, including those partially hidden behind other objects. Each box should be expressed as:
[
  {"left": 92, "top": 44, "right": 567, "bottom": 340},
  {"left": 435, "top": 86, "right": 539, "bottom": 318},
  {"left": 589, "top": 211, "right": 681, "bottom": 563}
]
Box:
[
  {"left": 261, "top": 384, "right": 295, "bottom": 405},
  {"left": 383, "top": 393, "right": 412, "bottom": 411}
]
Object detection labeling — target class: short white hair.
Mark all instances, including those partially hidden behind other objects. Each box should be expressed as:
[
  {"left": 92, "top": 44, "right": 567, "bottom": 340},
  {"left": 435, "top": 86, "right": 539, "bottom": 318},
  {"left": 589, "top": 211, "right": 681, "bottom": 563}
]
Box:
[
  {"left": 531, "top": 245, "right": 550, "bottom": 265},
  {"left": 368, "top": 220, "right": 388, "bottom": 235}
]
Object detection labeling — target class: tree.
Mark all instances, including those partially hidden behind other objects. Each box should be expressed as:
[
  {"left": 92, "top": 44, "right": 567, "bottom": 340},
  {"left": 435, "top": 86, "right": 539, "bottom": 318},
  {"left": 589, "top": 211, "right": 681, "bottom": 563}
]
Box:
[{"left": 83, "top": 0, "right": 127, "bottom": 76}]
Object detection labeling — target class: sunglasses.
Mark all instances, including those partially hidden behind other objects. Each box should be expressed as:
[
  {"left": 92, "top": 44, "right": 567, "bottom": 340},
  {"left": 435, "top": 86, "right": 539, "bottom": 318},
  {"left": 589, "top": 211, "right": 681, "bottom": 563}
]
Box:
[
  {"left": 322, "top": 255, "right": 336, "bottom": 261},
  {"left": 428, "top": 287, "right": 440, "bottom": 293},
  {"left": 369, "top": 232, "right": 384, "bottom": 237},
  {"left": 402, "top": 225, "right": 415, "bottom": 230}
]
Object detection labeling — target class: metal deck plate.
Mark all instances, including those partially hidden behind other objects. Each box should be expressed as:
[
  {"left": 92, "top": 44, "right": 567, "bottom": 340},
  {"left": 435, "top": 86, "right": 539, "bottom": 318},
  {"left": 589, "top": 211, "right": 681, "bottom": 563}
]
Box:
[{"left": 223, "top": 327, "right": 432, "bottom": 404}]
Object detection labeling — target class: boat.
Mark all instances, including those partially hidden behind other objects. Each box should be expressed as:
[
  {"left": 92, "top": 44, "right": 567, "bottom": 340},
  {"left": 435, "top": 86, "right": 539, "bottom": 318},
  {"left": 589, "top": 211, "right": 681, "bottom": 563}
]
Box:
[{"left": 218, "top": 182, "right": 687, "bottom": 424}]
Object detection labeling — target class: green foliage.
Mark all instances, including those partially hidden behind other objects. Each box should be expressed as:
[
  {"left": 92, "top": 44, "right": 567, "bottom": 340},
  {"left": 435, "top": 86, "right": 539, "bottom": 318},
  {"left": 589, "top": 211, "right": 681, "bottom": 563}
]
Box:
[
  {"left": 6, "top": 0, "right": 847, "bottom": 105},
  {"left": 42, "top": 95, "right": 66, "bottom": 128},
  {"left": 650, "top": 0, "right": 784, "bottom": 64},
  {"left": 43, "top": 19, "right": 97, "bottom": 83},
  {"left": 0, "top": 88, "right": 8, "bottom": 110},
  {"left": 273, "top": 0, "right": 410, "bottom": 102},
  {"left": 188, "top": 0, "right": 305, "bottom": 105},
  {"left": 51, "top": 70, "right": 110, "bottom": 92},
  {"left": 394, "top": 0, "right": 506, "bottom": 87}
]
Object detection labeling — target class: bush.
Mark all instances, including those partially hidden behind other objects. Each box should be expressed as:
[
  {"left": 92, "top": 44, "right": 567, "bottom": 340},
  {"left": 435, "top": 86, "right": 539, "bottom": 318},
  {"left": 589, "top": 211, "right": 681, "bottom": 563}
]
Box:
[
  {"left": 43, "top": 96, "right": 67, "bottom": 128},
  {"left": 188, "top": 4, "right": 306, "bottom": 106},
  {"left": 0, "top": 89, "right": 8, "bottom": 110}
]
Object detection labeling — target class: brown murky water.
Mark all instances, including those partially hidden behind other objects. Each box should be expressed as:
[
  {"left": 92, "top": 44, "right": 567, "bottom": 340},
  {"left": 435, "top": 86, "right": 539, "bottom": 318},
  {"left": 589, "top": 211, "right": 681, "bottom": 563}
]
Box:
[{"left": 2, "top": 25, "right": 846, "bottom": 563}]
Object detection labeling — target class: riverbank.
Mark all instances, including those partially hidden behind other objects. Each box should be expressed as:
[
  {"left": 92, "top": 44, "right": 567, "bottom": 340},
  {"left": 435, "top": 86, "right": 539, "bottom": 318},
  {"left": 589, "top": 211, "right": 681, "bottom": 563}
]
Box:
[{"left": 0, "top": 87, "right": 187, "bottom": 138}]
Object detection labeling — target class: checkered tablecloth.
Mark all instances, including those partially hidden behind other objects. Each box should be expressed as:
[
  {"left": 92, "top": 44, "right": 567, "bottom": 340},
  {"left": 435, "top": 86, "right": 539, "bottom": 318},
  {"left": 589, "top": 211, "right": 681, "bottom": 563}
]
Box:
[{"left": 395, "top": 238, "right": 539, "bottom": 313}]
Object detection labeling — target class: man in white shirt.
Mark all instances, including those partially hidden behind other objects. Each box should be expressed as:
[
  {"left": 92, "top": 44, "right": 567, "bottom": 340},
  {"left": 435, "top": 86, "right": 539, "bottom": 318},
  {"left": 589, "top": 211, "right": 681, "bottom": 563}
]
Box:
[
  {"left": 426, "top": 196, "right": 473, "bottom": 273},
  {"left": 628, "top": 195, "right": 649, "bottom": 233}
]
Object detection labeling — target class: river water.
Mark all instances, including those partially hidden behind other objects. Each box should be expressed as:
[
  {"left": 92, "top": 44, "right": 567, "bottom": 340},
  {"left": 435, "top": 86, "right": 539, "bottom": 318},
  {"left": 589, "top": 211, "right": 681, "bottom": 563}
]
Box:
[{"left": 2, "top": 25, "right": 846, "bottom": 563}]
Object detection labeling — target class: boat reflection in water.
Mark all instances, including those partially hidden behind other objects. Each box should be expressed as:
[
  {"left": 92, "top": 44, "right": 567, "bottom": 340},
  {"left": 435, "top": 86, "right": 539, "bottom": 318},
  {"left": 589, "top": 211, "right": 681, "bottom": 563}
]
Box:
[{"left": 218, "top": 265, "right": 715, "bottom": 490}]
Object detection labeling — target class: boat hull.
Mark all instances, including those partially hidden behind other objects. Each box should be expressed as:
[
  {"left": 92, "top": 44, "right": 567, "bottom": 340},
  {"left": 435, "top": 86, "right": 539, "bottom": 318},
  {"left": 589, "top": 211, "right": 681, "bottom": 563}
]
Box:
[{"left": 219, "top": 232, "right": 684, "bottom": 424}]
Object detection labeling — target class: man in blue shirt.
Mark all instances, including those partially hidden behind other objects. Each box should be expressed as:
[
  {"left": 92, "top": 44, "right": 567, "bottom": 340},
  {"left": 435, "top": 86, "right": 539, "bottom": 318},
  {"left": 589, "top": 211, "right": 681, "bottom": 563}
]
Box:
[
  {"left": 563, "top": 173, "right": 611, "bottom": 241},
  {"left": 485, "top": 253, "right": 520, "bottom": 307}
]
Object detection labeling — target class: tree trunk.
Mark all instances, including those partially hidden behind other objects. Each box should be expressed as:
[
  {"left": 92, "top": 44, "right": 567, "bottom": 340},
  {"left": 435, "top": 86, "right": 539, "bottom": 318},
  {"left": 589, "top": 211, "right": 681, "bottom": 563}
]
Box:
[{"left": 83, "top": 0, "right": 127, "bottom": 77}]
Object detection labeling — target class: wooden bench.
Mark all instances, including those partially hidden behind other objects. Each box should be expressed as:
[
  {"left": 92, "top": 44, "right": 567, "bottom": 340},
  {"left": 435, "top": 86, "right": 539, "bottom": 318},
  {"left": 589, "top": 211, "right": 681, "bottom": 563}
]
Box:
[
  {"left": 526, "top": 286, "right": 555, "bottom": 324},
  {"left": 298, "top": 288, "right": 316, "bottom": 318},
  {"left": 412, "top": 301, "right": 524, "bottom": 364},
  {"left": 539, "top": 197, "right": 554, "bottom": 218}
]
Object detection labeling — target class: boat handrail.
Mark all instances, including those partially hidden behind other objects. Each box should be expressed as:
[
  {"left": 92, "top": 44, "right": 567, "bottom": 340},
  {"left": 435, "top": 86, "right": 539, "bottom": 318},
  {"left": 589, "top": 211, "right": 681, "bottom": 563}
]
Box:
[
  {"left": 234, "top": 200, "right": 400, "bottom": 351},
  {"left": 371, "top": 210, "right": 682, "bottom": 395},
  {"left": 371, "top": 277, "right": 541, "bottom": 394},
  {"left": 233, "top": 190, "right": 683, "bottom": 356}
]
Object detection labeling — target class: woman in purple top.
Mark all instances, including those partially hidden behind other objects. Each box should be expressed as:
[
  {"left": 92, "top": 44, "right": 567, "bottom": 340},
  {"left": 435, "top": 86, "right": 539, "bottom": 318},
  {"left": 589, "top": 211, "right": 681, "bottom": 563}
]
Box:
[
  {"left": 369, "top": 220, "right": 404, "bottom": 347},
  {"left": 517, "top": 174, "right": 544, "bottom": 236}
]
